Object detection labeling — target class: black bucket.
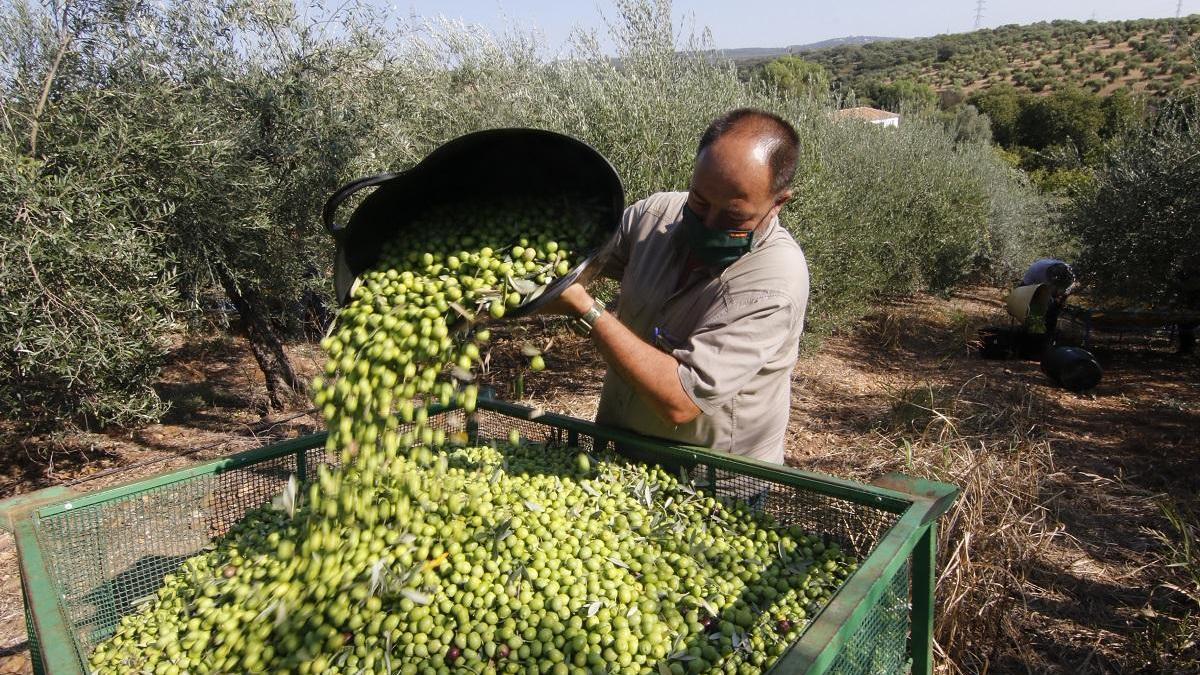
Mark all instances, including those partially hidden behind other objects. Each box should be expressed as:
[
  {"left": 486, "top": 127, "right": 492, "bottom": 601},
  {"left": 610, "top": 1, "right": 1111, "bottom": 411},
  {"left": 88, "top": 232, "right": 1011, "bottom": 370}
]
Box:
[
  {"left": 977, "top": 327, "right": 1015, "bottom": 359},
  {"left": 976, "top": 326, "right": 1051, "bottom": 361},
  {"left": 322, "top": 128, "right": 625, "bottom": 310},
  {"left": 1041, "top": 346, "right": 1103, "bottom": 392}
]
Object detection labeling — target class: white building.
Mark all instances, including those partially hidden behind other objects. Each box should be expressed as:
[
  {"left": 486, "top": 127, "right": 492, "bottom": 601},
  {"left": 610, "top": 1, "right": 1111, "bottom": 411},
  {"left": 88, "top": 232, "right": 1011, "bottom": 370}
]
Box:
[{"left": 832, "top": 107, "right": 901, "bottom": 127}]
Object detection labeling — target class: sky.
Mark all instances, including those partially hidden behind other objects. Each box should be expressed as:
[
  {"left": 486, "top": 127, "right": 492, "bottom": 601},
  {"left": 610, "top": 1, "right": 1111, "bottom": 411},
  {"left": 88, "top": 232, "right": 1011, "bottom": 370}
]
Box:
[{"left": 385, "top": 0, "right": 1193, "bottom": 50}]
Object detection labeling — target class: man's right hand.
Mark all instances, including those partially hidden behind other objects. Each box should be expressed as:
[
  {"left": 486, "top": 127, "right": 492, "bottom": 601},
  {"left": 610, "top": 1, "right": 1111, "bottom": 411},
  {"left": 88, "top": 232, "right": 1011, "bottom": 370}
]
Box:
[{"left": 537, "top": 283, "right": 592, "bottom": 318}]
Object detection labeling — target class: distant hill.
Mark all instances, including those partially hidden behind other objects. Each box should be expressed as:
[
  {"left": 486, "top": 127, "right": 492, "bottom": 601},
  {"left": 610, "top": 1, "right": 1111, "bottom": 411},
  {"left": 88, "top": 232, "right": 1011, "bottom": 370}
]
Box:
[
  {"left": 787, "top": 16, "right": 1200, "bottom": 98},
  {"left": 717, "top": 36, "right": 894, "bottom": 63}
]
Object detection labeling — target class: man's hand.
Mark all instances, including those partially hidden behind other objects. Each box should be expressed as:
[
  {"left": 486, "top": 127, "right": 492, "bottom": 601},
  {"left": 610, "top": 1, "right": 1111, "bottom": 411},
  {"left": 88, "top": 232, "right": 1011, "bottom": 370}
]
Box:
[{"left": 538, "top": 283, "right": 593, "bottom": 318}]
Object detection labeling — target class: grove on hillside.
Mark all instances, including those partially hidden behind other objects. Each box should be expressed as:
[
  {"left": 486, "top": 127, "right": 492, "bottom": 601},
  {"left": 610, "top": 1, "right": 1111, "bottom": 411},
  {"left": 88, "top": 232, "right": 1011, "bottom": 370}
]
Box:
[{"left": 789, "top": 16, "right": 1200, "bottom": 99}]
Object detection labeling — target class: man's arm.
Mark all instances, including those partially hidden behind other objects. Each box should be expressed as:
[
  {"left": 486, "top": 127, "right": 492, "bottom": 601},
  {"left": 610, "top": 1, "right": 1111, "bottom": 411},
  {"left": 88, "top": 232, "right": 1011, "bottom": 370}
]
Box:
[
  {"left": 554, "top": 284, "right": 700, "bottom": 426},
  {"left": 599, "top": 198, "right": 648, "bottom": 281}
]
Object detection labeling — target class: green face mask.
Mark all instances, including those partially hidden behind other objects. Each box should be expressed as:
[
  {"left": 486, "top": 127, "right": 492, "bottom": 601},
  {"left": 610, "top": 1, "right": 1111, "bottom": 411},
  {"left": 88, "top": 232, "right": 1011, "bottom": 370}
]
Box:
[{"left": 680, "top": 204, "right": 755, "bottom": 270}]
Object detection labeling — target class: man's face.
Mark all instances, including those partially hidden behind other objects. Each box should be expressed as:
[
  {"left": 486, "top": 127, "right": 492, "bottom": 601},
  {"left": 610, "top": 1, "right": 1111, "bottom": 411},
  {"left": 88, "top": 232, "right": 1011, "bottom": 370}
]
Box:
[{"left": 686, "top": 130, "right": 791, "bottom": 233}]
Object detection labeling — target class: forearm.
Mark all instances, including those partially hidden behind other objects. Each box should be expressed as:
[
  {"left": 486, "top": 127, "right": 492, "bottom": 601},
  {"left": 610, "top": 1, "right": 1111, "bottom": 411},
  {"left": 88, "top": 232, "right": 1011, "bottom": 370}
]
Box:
[
  {"left": 588, "top": 311, "right": 700, "bottom": 426},
  {"left": 545, "top": 283, "right": 701, "bottom": 425}
]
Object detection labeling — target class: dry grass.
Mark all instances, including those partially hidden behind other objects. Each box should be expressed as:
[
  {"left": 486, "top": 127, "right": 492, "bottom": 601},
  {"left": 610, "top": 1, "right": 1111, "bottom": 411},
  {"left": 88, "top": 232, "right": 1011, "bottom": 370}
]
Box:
[
  {"left": 1134, "top": 499, "right": 1200, "bottom": 667},
  {"left": 802, "top": 375, "right": 1060, "bottom": 673},
  {"left": 788, "top": 288, "right": 1200, "bottom": 673}
]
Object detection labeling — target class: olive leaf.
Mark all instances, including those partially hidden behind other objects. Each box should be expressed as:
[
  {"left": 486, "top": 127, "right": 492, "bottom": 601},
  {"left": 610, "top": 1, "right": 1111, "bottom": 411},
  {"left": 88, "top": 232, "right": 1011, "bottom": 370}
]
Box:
[
  {"left": 400, "top": 588, "right": 432, "bottom": 605},
  {"left": 507, "top": 275, "right": 540, "bottom": 295},
  {"left": 493, "top": 517, "right": 514, "bottom": 543},
  {"left": 448, "top": 302, "right": 475, "bottom": 321},
  {"left": 384, "top": 634, "right": 393, "bottom": 674},
  {"left": 272, "top": 474, "right": 298, "bottom": 518},
  {"left": 369, "top": 558, "right": 388, "bottom": 597},
  {"left": 506, "top": 565, "right": 524, "bottom": 596}
]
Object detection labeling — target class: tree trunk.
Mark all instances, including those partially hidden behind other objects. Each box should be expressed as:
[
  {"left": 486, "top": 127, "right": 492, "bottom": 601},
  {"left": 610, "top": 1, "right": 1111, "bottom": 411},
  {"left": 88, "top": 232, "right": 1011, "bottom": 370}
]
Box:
[{"left": 215, "top": 264, "right": 304, "bottom": 410}]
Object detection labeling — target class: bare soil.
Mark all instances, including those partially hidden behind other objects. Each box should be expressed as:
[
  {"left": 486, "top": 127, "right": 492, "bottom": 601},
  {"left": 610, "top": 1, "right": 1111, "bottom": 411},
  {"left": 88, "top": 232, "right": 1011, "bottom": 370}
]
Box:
[{"left": 1, "top": 289, "right": 1196, "bottom": 673}]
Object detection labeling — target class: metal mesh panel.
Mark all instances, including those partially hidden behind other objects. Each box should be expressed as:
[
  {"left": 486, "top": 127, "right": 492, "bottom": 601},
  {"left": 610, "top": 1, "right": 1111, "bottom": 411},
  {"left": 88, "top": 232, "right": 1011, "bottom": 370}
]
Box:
[
  {"left": 826, "top": 561, "right": 912, "bottom": 675},
  {"left": 25, "top": 601, "right": 43, "bottom": 675},
  {"left": 33, "top": 453, "right": 307, "bottom": 670}
]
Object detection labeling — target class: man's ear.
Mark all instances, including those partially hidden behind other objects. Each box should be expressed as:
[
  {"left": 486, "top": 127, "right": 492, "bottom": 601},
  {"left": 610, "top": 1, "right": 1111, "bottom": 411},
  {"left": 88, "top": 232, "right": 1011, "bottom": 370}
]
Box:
[{"left": 768, "top": 189, "right": 793, "bottom": 220}]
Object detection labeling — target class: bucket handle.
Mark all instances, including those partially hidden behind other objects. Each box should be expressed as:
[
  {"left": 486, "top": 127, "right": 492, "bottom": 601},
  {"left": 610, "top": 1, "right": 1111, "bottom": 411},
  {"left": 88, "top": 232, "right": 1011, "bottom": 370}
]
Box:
[{"left": 322, "top": 172, "right": 399, "bottom": 234}]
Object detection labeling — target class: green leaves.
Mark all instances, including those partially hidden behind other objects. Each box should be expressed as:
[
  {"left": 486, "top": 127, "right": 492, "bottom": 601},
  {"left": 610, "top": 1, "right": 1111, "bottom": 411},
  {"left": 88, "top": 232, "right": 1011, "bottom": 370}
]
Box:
[
  {"left": 1067, "top": 98, "right": 1200, "bottom": 307},
  {"left": 0, "top": 139, "right": 175, "bottom": 429}
]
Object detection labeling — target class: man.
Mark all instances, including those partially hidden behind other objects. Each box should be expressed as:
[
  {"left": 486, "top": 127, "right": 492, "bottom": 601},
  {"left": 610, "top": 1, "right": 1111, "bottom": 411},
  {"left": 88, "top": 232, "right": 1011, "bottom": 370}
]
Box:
[
  {"left": 1020, "top": 258, "right": 1077, "bottom": 342},
  {"left": 546, "top": 108, "right": 809, "bottom": 473}
]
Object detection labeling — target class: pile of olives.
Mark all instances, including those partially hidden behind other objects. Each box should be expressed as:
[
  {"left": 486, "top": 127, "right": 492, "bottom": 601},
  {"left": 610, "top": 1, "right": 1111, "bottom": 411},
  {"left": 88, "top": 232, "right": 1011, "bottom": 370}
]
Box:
[
  {"left": 88, "top": 198, "right": 859, "bottom": 674},
  {"left": 90, "top": 443, "right": 856, "bottom": 674}
]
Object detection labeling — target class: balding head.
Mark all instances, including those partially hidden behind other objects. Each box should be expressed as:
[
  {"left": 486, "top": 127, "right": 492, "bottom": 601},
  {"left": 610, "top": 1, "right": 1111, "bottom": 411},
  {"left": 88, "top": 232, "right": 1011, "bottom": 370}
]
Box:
[
  {"left": 686, "top": 109, "right": 797, "bottom": 236},
  {"left": 697, "top": 109, "right": 800, "bottom": 194}
]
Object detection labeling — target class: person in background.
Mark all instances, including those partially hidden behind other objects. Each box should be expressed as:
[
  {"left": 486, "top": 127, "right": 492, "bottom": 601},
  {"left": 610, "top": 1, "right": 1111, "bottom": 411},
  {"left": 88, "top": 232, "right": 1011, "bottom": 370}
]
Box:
[{"left": 1022, "top": 258, "right": 1077, "bottom": 340}]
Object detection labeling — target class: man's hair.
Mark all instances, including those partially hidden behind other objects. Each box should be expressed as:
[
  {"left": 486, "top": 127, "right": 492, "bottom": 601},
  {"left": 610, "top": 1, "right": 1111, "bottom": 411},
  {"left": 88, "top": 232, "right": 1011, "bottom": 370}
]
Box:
[{"left": 697, "top": 108, "right": 800, "bottom": 194}]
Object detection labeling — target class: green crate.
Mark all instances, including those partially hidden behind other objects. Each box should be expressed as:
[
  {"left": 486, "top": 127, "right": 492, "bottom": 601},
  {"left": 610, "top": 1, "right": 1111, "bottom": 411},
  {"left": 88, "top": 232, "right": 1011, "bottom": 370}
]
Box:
[{"left": 0, "top": 399, "right": 956, "bottom": 674}]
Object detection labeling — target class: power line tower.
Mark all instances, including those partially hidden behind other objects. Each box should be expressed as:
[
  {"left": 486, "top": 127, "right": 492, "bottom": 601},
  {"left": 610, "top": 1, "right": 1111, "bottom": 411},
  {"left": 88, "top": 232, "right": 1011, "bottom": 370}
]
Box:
[
  {"left": 1178, "top": 0, "right": 1184, "bottom": 18},
  {"left": 974, "top": 0, "right": 986, "bottom": 30}
]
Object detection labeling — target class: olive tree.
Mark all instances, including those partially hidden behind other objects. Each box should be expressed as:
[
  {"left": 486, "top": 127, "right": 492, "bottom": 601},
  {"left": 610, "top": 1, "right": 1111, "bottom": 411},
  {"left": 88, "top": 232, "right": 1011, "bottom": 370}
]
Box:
[
  {"left": 1067, "top": 97, "right": 1200, "bottom": 307},
  {"left": 0, "top": 0, "right": 408, "bottom": 419}
]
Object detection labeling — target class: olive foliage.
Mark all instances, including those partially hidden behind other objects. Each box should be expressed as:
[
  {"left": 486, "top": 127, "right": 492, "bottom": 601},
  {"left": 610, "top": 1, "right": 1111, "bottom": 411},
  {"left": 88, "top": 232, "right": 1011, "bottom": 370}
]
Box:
[
  {"left": 1066, "top": 97, "right": 1200, "bottom": 308},
  {"left": 0, "top": 0, "right": 1050, "bottom": 429}
]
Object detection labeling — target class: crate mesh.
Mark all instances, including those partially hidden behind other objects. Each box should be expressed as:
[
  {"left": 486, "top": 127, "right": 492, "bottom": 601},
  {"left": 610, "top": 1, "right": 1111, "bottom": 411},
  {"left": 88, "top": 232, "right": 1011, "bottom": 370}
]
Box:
[
  {"left": 24, "top": 600, "right": 43, "bottom": 675},
  {"left": 826, "top": 560, "right": 912, "bottom": 675},
  {"left": 31, "top": 407, "right": 911, "bottom": 673}
]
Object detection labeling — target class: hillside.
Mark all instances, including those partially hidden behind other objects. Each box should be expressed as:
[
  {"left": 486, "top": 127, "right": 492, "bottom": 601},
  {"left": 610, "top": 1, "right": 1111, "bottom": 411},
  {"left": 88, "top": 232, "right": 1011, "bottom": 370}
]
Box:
[
  {"left": 718, "top": 36, "right": 894, "bottom": 62},
  {"left": 793, "top": 16, "right": 1200, "bottom": 97}
]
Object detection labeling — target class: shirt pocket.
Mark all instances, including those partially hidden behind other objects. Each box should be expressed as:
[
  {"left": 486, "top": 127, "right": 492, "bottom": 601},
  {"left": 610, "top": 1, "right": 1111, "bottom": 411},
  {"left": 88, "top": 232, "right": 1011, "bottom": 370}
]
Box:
[{"left": 728, "top": 392, "right": 739, "bottom": 454}]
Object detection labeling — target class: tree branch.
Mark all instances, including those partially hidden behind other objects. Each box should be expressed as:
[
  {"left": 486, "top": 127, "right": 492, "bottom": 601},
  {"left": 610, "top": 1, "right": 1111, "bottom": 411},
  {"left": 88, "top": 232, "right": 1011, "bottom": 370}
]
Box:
[{"left": 29, "top": 28, "right": 74, "bottom": 156}]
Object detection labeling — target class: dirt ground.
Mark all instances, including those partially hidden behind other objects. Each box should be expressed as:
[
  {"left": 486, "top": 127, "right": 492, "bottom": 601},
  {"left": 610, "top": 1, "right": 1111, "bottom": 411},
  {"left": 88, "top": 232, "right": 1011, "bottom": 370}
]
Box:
[{"left": 1, "top": 288, "right": 1196, "bottom": 673}]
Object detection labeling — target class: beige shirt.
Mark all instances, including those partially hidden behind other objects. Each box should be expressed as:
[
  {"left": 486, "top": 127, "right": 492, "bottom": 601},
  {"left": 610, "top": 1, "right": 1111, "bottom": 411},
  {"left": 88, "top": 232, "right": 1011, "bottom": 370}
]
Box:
[{"left": 596, "top": 191, "right": 809, "bottom": 465}]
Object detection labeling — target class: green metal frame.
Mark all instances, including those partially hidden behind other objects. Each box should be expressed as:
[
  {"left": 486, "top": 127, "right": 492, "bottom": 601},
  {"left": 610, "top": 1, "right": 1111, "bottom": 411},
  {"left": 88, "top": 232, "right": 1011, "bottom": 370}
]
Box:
[{"left": 0, "top": 399, "right": 957, "bottom": 674}]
